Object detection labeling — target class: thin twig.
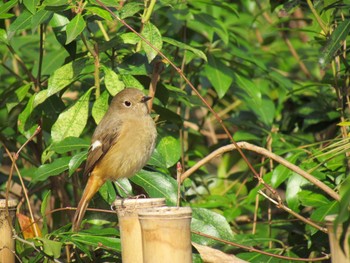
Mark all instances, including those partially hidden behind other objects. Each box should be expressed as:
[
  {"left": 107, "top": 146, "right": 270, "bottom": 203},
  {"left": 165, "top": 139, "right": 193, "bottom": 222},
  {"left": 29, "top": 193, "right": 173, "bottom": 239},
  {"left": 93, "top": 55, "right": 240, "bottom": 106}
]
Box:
[
  {"left": 258, "top": 190, "right": 327, "bottom": 233},
  {"left": 176, "top": 162, "right": 182, "bottom": 207},
  {"left": 4, "top": 126, "right": 42, "bottom": 238}
]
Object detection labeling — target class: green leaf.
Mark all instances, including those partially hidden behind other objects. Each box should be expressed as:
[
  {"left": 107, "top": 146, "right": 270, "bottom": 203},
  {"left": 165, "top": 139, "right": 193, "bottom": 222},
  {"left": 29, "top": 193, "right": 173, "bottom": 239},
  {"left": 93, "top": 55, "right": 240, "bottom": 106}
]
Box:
[
  {"left": 18, "top": 95, "right": 38, "bottom": 138},
  {"left": 49, "top": 12, "right": 69, "bottom": 28},
  {"left": 335, "top": 175, "right": 350, "bottom": 227},
  {"left": 120, "top": 32, "right": 139, "bottom": 45},
  {"left": 65, "top": 13, "right": 86, "bottom": 44},
  {"left": 233, "top": 130, "right": 260, "bottom": 142},
  {"left": 235, "top": 75, "right": 276, "bottom": 125},
  {"left": 142, "top": 22, "right": 162, "bottom": 63},
  {"left": 132, "top": 170, "right": 177, "bottom": 205},
  {"left": 0, "top": 0, "right": 18, "bottom": 17},
  {"left": 102, "top": 66, "right": 125, "bottom": 96},
  {"left": 307, "top": 201, "right": 338, "bottom": 235},
  {"left": 204, "top": 54, "right": 233, "bottom": 98},
  {"left": 71, "top": 230, "right": 121, "bottom": 251},
  {"left": 148, "top": 148, "right": 167, "bottom": 169},
  {"left": 33, "top": 157, "right": 71, "bottom": 182},
  {"left": 23, "top": 0, "right": 38, "bottom": 14},
  {"left": 119, "top": 2, "right": 143, "bottom": 19},
  {"left": 85, "top": 6, "right": 112, "bottom": 21},
  {"left": 319, "top": 19, "right": 350, "bottom": 68},
  {"left": 33, "top": 89, "right": 49, "bottom": 107},
  {"left": 7, "top": 10, "right": 32, "bottom": 39},
  {"left": 271, "top": 153, "right": 302, "bottom": 188},
  {"left": 163, "top": 37, "right": 207, "bottom": 62},
  {"left": 40, "top": 190, "right": 51, "bottom": 234},
  {"left": 37, "top": 237, "right": 62, "bottom": 258},
  {"left": 47, "top": 58, "right": 88, "bottom": 97},
  {"left": 0, "top": 28, "right": 9, "bottom": 45},
  {"left": 92, "top": 91, "right": 110, "bottom": 124},
  {"left": 69, "top": 151, "right": 88, "bottom": 176},
  {"left": 38, "top": 49, "right": 68, "bottom": 76},
  {"left": 51, "top": 137, "right": 90, "bottom": 154},
  {"left": 51, "top": 88, "right": 93, "bottom": 142},
  {"left": 156, "top": 136, "right": 181, "bottom": 168},
  {"left": 43, "top": 0, "right": 68, "bottom": 6},
  {"left": 99, "top": 180, "right": 118, "bottom": 203},
  {"left": 298, "top": 190, "right": 330, "bottom": 207},
  {"left": 31, "top": 9, "right": 53, "bottom": 29},
  {"left": 6, "top": 83, "right": 32, "bottom": 112},
  {"left": 285, "top": 173, "right": 309, "bottom": 212},
  {"left": 191, "top": 208, "right": 234, "bottom": 246},
  {"left": 120, "top": 75, "right": 144, "bottom": 89}
]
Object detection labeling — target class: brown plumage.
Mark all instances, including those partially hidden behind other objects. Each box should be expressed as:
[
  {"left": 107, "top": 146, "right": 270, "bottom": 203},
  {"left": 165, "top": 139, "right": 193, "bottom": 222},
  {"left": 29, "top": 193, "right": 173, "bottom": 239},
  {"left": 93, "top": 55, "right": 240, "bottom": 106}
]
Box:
[{"left": 72, "top": 88, "right": 157, "bottom": 231}]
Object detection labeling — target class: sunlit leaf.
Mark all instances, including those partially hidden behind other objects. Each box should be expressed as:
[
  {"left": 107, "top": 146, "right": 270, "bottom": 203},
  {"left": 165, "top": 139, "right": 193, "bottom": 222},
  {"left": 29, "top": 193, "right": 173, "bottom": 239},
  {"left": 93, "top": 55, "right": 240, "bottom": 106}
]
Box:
[
  {"left": 191, "top": 208, "right": 234, "bottom": 246},
  {"left": 33, "top": 157, "right": 71, "bottom": 182},
  {"left": 163, "top": 37, "right": 207, "bottom": 61},
  {"left": 156, "top": 136, "right": 181, "bottom": 168},
  {"left": 47, "top": 58, "right": 88, "bottom": 97},
  {"left": 37, "top": 237, "right": 62, "bottom": 258},
  {"left": 7, "top": 10, "right": 32, "bottom": 39},
  {"left": 23, "top": 0, "right": 38, "bottom": 14},
  {"left": 204, "top": 54, "right": 233, "bottom": 98},
  {"left": 92, "top": 90, "right": 110, "bottom": 124},
  {"left": 51, "top": 136, "right": 89, "bottom": 153},
  {"left": 102, "top": 66, "right": 125, "bottom": 96},
  {"left": 142, "top": 22, "right": 162, "bottom": 63},
  {"left": 71, "top": 230, "right": 121, "bottom": 251},
  {"left": 69, "top": 151, "right": 88, "bottom": 176},
  {"left": 65, "top": 13, "right": 86, "bottom": 44},
  {"left": 132, "top": 170, "right": 177, "bottom": 205},
  {"left": 285, "top": 173, "right": 309, "bottom": 212},
  {"left": 51, "top": 88, "right": 93, "bottom": 142}
]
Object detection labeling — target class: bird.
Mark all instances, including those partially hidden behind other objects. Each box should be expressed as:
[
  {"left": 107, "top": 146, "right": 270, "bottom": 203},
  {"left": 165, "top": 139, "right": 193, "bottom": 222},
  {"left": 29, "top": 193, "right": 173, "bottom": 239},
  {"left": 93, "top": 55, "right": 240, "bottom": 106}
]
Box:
[{"left": 72, "top": 88, "right": 157, "bottom": 231}]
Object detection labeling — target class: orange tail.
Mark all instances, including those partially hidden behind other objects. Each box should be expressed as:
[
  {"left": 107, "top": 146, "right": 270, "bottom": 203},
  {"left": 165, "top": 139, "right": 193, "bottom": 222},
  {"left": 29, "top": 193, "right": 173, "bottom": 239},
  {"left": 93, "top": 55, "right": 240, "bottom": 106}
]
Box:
[{"left": 72, "top": 173, "right": 105, "bottom": 231}]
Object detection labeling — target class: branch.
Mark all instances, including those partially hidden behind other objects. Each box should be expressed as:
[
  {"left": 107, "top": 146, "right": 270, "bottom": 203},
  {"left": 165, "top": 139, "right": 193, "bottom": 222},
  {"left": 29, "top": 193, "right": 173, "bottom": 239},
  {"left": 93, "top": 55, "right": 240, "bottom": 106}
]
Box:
[{"left": 180, "top": 142, "right": 340, "bottom": 201}]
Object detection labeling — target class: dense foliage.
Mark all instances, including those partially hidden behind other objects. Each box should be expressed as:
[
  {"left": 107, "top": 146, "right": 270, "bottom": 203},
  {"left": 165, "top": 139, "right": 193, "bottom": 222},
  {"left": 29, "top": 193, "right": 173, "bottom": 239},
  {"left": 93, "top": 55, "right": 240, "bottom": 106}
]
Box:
[{"left": 1, "top": 0, "right": 350, "bottom": 262}]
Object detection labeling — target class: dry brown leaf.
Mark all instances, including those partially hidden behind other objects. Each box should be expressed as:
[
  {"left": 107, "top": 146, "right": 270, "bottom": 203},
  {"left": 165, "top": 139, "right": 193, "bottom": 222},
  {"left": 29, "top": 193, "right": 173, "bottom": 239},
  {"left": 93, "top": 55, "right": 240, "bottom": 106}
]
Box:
[{"left": 17, "top": 213, "right": 42, "bottom": 239}]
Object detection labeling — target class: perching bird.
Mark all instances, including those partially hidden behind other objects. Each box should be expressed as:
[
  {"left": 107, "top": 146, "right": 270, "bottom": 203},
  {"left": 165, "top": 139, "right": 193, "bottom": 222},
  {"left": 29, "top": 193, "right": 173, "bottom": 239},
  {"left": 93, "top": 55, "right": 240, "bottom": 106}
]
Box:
[{"left": 72, "top": 88, "right": 157, "bottom": 231}]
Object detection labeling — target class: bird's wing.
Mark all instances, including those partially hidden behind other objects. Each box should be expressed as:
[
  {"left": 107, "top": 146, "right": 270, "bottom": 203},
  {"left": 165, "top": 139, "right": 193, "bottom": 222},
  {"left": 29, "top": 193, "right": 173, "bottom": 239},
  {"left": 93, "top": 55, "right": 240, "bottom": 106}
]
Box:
[{"left": 83, "top": 118, "right": 122, "bottom": 176}]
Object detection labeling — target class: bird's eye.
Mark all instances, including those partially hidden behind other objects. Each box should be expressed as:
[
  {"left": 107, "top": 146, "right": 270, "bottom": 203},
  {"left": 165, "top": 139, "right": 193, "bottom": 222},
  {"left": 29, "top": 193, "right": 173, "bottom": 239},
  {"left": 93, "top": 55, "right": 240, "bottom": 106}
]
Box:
[{"left": 123, "top": 100, "right": 132, "bottom": 107}]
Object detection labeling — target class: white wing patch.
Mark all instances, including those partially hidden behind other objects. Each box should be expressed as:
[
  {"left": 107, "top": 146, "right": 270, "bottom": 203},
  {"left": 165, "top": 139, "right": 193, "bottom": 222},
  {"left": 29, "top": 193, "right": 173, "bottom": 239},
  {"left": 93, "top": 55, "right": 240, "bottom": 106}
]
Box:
[{"left": 91, "top": 140, "right": 102, "bottom": 151}]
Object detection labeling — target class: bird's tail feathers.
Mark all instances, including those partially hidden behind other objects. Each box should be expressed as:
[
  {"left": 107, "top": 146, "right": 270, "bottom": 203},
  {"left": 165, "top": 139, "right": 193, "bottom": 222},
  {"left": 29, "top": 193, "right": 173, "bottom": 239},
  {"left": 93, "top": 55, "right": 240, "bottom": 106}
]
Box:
[{"left": 72, "top": 174, "right": 105, "bottom": 231}]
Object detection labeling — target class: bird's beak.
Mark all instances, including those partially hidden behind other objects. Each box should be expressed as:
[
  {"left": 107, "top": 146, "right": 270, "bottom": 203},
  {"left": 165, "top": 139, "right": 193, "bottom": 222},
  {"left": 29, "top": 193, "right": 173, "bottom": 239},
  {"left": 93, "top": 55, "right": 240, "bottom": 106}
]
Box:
[{"left": 141, "top": 95, "right": 152, "bottom": 103}]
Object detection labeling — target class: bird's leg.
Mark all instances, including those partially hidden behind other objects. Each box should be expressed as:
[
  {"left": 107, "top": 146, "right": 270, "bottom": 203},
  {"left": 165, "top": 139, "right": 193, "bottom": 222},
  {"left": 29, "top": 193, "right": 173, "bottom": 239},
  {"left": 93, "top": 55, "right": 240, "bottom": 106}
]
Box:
[{"left": 111, "top": 180, "right": 147, "bottom": 209}]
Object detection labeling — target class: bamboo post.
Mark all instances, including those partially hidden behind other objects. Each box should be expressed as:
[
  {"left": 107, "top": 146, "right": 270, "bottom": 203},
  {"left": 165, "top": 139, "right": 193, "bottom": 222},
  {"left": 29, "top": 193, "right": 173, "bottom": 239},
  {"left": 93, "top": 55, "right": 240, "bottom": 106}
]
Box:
[
  {"left": 325, "top": 215, "right": 350, "bottom": 263},
  {"left": 0, "top": 199, "right": 18, "bottom": 263},
  {"left": 114, "top": 198, "right": 166, "bottom": 263},
  {"left": 139, "top": 207, "right": 192, "bottom": 263}
]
